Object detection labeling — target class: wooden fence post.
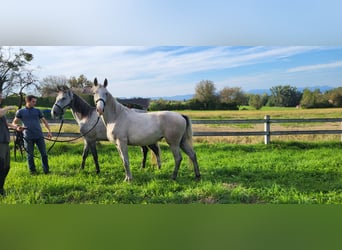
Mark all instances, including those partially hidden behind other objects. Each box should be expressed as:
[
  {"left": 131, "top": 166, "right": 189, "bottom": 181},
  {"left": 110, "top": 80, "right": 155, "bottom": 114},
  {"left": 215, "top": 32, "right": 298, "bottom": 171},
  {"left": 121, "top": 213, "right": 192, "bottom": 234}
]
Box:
[{"left": 264, "top": 115, "right": 270, "bottom": 144}]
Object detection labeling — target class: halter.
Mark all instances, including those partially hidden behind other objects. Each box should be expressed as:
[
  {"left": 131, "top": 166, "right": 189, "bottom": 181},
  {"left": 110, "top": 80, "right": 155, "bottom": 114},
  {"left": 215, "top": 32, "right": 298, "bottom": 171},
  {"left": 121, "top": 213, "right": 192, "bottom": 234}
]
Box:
[
  {"left": 95, "top": 98, "right": 106, "bottom": 108},
  {"left": 53, "top": 100, "right": 72, "bottom": 116}
]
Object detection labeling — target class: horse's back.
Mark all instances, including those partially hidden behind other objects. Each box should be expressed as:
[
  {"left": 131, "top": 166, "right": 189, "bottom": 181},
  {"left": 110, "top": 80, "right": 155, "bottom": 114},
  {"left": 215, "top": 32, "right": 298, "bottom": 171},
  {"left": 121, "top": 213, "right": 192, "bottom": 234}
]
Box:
[
  {"left": 151, "top": 111, "right": 187, "bottom": 125},
  {"left": 79, "top": 109, "right": 107, "bottom": 141},
  {"left": 113, "top": 110, "right": 186, "bottom": 146}
]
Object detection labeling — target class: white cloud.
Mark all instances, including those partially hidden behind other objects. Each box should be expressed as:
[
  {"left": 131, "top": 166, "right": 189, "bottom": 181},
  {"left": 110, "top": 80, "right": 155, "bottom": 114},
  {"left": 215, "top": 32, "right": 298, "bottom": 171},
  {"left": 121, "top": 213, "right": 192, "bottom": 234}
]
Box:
[
  {"left": 17, "top": 45, "right": 338, "bottom": 97},
  {"left": 288, "top": 61, "right": 342, "bottom": 73}
]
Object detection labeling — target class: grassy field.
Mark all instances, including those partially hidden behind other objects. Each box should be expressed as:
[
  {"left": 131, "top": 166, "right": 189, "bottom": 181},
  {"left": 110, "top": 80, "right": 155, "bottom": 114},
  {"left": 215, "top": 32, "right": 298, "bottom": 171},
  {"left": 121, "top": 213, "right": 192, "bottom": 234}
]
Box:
[
  {"left": 181, "top": 107, "right": 342, "bottom": 119},
  {"left": 1, "top": 140, "right": 342, "bottom": 204},
  {"left": 1, "top": 107, "right": 341, "bottom": 204}
]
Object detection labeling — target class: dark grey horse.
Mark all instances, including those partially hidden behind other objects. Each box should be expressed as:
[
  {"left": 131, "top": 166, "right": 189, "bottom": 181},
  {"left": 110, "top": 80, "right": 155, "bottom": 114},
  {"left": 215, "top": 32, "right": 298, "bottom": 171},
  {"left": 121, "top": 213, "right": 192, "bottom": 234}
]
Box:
[{"left": 51, "top": 87, "right": 161, "bottom": 174}]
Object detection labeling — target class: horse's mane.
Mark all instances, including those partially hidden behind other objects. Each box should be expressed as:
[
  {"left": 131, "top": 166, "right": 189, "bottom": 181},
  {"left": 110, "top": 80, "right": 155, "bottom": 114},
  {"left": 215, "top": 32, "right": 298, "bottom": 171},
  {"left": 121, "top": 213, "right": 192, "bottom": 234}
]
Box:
[
  {"left": 71, "top": 91, "right": 95, "bottom": 118},
  {"left": 107, "top": 90, "right": 130, "bottom": 114}
]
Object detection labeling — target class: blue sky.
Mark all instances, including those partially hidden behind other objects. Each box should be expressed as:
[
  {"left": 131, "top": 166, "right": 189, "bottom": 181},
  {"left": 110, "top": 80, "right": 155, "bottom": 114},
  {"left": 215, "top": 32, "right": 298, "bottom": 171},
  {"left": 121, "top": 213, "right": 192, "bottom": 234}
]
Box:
[
  {"left": 2, "top": 0, "right": 342, "bottom": 46},
  {"left": 17, "top": 46, "right": 342, "bottom": 98},
  {"left": 2, "top": 1, "right": 342, "bottom": 97}
]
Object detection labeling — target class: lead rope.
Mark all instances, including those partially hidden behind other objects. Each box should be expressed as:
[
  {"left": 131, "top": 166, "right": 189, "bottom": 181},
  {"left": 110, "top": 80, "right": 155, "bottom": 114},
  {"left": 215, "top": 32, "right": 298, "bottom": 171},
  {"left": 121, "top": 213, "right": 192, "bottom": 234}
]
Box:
[
  {"left": 46, "top": 119, "right": 64, "bottom": 154},
  {"left": 44, "top": 116, "right": 101, "bottom": 143}
]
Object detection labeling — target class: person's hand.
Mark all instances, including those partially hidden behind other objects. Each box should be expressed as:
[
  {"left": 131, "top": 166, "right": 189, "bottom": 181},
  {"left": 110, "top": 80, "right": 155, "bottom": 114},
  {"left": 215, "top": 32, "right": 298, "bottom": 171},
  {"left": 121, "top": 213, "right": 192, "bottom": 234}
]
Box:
[
  {"left": 47, "top": 131, "right": 52, "bottom": 139},
  {"left": 16, "top": 126, "right": 26, "bottom": 132},
  {"left": 6, "top": 106, "right": 17, "bottom": 111}
]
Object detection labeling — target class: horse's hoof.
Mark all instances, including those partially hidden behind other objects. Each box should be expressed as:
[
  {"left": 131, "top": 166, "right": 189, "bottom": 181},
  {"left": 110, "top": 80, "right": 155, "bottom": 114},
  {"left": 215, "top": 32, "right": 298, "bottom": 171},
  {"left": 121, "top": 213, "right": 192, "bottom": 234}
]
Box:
[
  {"left": 124, "top": 176, "right": 132, "bottom": 182},
  {"left": 195, "top": 175, "right": 201, "bottom": 181}
]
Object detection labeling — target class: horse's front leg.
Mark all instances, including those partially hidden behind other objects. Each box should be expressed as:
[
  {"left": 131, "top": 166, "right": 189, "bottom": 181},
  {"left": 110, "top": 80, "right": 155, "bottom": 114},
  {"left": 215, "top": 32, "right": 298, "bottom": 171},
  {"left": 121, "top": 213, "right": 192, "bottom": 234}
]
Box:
[
  {"left": 89, "top": 141, "right": 100, "bottom": 174},
  {"left": 116, "top": 139, "right": 132, "bottom": 182},
  {"left": 81, "top": 140, "right": 90, "bottom": 170}
]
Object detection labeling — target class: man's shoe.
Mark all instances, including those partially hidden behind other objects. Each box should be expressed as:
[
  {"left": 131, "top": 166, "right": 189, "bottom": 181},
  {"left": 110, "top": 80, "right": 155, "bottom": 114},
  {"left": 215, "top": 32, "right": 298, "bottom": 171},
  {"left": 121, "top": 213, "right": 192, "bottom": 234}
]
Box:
[{"left": 0, "top": 188, "right": 5, "bottom": 196}]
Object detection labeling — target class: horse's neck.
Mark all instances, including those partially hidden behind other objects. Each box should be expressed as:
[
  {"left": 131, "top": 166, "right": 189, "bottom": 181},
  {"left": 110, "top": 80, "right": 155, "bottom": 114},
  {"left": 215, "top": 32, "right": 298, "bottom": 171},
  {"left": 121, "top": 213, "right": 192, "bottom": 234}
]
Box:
[
  {"left": 70, "top": 93, "right": 92, "bottom": 122},
  {"left": 104, "top": 95, "right": 127, "bottom": 123}
]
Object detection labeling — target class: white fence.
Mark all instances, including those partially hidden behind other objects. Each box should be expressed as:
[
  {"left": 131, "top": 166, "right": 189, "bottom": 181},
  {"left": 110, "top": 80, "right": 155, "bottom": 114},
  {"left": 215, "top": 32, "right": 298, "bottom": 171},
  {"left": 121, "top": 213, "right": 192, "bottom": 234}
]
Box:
[
  {"left": 192, "top": 115, "right": 342, "bottom": 144},
  {"left": 11, "top": 116, "right": 342, "bottom": 144}
]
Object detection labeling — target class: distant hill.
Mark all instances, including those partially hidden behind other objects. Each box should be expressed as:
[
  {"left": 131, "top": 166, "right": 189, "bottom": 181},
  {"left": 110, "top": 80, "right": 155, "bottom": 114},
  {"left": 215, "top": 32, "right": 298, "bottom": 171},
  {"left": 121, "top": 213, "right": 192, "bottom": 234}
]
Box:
[
  {"left": 246, "top": 89, "right": 271, "bottom": 95},
  {"left": 247, "top": 85, "right": 335, "bottom": 95},
  {"left": 151, "top": 94, "right": 194, "bottom": 101}
]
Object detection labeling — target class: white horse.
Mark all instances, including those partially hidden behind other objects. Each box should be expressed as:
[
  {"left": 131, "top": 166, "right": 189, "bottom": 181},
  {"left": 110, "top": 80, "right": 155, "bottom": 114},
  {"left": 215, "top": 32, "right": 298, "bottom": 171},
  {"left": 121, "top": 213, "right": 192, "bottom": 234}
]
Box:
[
  {"left": 92, "top": 78, "right": 201, "bottom": 181},
  {"left": 51, "top": 87, "right": 161, "bottom": 174}
]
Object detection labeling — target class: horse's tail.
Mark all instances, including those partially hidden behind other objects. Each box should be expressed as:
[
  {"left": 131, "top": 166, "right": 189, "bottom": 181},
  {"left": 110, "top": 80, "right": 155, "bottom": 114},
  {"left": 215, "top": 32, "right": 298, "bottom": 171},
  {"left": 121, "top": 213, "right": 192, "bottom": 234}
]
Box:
[
  {"left": 150, "top": 143, "right": 161, "bottom": 166},
  {"left": 182, "top": 115, "right": 193, "bottom": 147},
  {"left": 182, "top": 115, "right": 195, "bottom": 166}
]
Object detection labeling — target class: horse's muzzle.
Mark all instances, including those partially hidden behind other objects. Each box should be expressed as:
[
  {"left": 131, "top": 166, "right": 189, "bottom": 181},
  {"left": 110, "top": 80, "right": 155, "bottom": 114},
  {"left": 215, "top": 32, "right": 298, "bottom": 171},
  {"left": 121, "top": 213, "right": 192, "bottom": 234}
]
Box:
[
  {"left": 95, "top": 98, "right": 106, "bottom": 116},
  {"left": 96, "top": 108, "right": 104, "bottom": 115},
  {"left": 51, "top": 110, "right": 63, "bottom": 120}
]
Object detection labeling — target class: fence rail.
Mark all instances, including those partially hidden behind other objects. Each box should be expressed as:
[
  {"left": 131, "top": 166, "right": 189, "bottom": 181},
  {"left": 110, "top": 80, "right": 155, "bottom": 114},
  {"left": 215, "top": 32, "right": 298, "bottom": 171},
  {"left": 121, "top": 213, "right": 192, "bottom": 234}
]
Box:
[
  {"left": 192, "top": 116, "right": 342, "bottom": 144},
  {"left": 10, "top": 116, "right": 342, "bottom": 144}
]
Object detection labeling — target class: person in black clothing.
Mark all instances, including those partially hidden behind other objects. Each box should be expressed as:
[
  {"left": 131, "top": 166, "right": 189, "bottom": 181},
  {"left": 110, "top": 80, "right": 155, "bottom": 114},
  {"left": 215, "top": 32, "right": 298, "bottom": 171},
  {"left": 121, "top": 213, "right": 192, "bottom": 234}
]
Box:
[{"left": 0, "top": 94, "right": 24, "bottom": 196}]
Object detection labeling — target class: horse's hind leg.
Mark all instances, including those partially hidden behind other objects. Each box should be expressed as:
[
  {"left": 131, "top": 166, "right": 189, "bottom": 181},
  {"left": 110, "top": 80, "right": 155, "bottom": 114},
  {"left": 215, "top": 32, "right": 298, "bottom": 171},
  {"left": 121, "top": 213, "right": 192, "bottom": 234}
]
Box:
[
  {"left": 180, "top": 142, "right": 201, "bottom": 180},
  {"left": 148, "top": 143, "right": 161, "bottom": 169},
  {"left": 170, "top": 145, "right": 182, "bottom": 180},
  {"left": 140, "top": 146, "right": 148, "bottom": 168}
]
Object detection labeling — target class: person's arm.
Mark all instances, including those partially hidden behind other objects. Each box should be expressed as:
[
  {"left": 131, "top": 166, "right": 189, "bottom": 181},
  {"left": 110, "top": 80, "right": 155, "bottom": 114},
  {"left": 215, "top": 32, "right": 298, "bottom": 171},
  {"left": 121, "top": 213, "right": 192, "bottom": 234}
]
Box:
[
  {"left": 0, "top": 106, "right": 16, "bottom": 117},
  {"left": 7, "top": 121, "right": 22, "bottom": 131},
  {"left": 12, "top": 116, "right": 20, "bottom": 126},
  {"left": 41, "top": 117, "right": 52, "bottom": 138},
  {"left": 11, "top": 116, "right": 25, "bottom": 132}
]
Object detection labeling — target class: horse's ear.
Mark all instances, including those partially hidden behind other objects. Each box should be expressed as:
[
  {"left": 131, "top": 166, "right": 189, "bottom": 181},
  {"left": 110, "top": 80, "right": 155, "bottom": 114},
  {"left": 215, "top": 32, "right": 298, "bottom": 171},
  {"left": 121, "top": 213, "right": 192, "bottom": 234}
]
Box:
[
  {"left": 104, "top": 78, "right": 108, "bottom": 88},
  {"left": 94, "top": 78, "right": 98, "bottom": 86},
  {"left": 60, "top": 85, "right": 68, "bottom": 91}
]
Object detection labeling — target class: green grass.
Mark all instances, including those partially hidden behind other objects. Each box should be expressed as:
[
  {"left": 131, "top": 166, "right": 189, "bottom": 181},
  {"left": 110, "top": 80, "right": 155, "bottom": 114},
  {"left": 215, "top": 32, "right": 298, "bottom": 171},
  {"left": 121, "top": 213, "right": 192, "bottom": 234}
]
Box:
[
  {"left": 180, "top": 107, "right": 342, "bottom": 119},
  {"left": 2, "top": 141, "right": 342, "bottom": 204}
]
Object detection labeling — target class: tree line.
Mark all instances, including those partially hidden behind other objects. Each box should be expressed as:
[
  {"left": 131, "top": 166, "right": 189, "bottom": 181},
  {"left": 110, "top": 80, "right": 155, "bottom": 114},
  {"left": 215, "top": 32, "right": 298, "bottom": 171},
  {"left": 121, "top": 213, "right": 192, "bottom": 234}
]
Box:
[
  {"left": 1, "top": 47, "right": 342, "bottom": 111},
  {"left": 150, "top": 80, "right": 342, "bottom": 110}
]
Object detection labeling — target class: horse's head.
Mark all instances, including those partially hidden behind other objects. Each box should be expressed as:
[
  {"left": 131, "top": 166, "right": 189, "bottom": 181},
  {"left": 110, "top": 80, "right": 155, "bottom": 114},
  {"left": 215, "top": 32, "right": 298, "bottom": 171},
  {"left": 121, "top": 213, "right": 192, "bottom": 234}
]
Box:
[
  {"left": 51, "top": 86, "right": 73, "bottom": 119},
  {"left": 93, "top": 78, "right": 108, "bottom": 116}
]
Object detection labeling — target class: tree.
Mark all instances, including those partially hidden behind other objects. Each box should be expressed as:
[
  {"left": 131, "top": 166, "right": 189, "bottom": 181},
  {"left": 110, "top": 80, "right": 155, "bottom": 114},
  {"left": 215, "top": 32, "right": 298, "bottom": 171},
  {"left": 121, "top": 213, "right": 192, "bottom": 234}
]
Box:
[
  {"left": 68, "top": 74, "right": 93, "bottom": 91},
  {"left": 269, "top": 85, "right": 302, "bottom": 107},
  {"left": 249, "top": 94, "right": 264, "bottom": 110},
  {"left": 39, "top": 75, "right": 93, "bottom": 97},
  {"left": 326, "top": 87, "right": 342, "bottom": 107},
  {"left": 194, "top": 80, "right": 218, "bottom": 109},
  {"left": 0, "top": 47, "right": 33, "bottom": 96},
  {"left": 219, "top": 87, "right": 247, "bottom": 107},
  {"left": 38, "top": 75, "right": 68, "bottom": 97},
  {"left": 13, "top": 70, "right": 39, "bottom": 108},
  {"left": 300, "top": 88, "right": 330, "bottom": 108}
]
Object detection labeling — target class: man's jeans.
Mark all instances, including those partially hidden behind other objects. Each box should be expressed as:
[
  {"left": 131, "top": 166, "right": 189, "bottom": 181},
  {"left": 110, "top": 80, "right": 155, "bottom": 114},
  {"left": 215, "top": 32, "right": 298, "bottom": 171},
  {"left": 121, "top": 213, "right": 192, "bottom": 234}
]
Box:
[{"left": 24, "top": 137, "right": 49, "bottom": 173}]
